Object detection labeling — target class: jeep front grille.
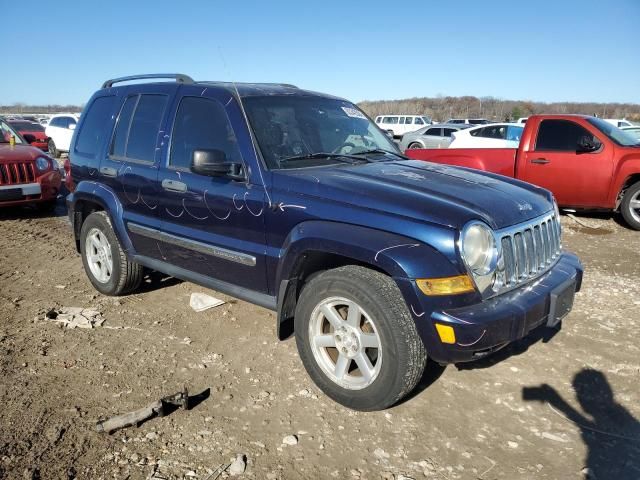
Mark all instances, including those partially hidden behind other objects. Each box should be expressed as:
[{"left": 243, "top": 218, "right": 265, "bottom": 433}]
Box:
[
  {"left": 496, "top": 213, "right": 561, "bottom": 292},
  {"left": 0, "top": 162, "right": 36, "bottom": 185}
]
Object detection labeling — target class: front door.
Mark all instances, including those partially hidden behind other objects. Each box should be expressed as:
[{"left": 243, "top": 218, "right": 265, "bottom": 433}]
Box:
[
  {"left": 520, "top": 119, "right": 613, "bottom": 207},
  {"left": 156, "top": 87, "right": 268, "bottom": 293}
]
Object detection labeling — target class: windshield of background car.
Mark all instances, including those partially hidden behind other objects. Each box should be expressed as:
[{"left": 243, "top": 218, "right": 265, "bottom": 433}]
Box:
[
  {"left": 0, "top": 121, "right": 24, "bottom": 144},
  {"left": 588, "top": 117, "right": 639, "bottom": 146},
  {"left": 10, "top": 121, "right": 44, "bottom": 132},
  {"left": 243, "top": 96, "right": 398, "bottom": 169}
]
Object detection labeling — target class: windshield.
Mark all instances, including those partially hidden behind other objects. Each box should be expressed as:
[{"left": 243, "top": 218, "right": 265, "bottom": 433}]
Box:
[
  {"left": 0, "top": 121, "right": 25, "bottom": 144},
  {"left": 243, "top": 96, "right": 399, "bottom": 169},
  {"left": 9, "top": 121, "right": 44, "bottom": 132},
  {"left": 587, "top": 117, "right": 639, "bottom": 146}
]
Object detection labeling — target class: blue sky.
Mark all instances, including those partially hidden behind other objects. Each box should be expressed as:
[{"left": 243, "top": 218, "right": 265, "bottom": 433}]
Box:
[{"left": 2, "top": 0, "right": 638, "bottom": 106}]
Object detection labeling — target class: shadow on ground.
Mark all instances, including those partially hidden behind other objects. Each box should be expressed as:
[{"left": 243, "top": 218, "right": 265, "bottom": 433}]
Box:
[{"left": 523, "top": 369, "right": 640, "bottom": 479}]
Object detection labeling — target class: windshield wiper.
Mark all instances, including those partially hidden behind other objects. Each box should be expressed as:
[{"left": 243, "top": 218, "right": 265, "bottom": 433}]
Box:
[
  {"left": 350, "top": 148, "right": 409, "bottom": 160},
  {"left": 278, "top": 152, "right": 373, "bottom": 166}
]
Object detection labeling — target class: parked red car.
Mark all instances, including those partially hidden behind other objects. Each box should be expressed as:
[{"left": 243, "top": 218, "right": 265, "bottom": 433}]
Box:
[
  {"left": 406, "top": 115, "right": 640, "bottom": 230},
  {"left": 0, "top": 120, "right": 62, "bottom": 210},
  {"left": 8, "top": 120, "right": 49, "bottom": 151}
]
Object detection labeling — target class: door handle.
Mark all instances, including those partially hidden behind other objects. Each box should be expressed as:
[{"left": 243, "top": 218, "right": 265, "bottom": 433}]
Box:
[
  {"left": 100, "top": 166, "right": 118, "bottom": 177},
  {"left": 530, "top": 158, "right": 550, "bottom": 165},
  {"left": 161, "top": 179, "right": 187, "bottom": 193}
]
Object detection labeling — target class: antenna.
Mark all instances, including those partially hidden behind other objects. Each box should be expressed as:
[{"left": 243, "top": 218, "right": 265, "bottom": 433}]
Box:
[{"left": 218, "top": 47, "right": 273, "bottom": 208}]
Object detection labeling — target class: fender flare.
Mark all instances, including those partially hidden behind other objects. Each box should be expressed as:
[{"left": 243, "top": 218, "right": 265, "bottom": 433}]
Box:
[
  {"left": 68, "top": 181, "right": 133, "bottom": 254},
  {"left": 275, "top": 220, "right": 461, "bottom": 339}
]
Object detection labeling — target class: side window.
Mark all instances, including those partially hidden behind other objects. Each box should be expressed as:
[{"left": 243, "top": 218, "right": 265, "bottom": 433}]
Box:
[
  {"left": 49, "top": 117, "right": 61, "bottom": 128},
  {"left": 68, "top": 117, "right": 77, "bottom": 128},
  {"left": 383, "top": 116, "right": 398, "bottom": 124},
  {"left": 506, "top": 126, "right": 524, "bottom": 142},
  {"left": 74, "top": 96, "right": 116, "bottom": 156},
  {"left": 482, "top": 126, "right": 506, "bottom": 139},
  {"left": 405, "top": 117, "right": 413, "bottom": 125},
  {"left": 399, "top": 117, "right": 405, "bottom": 125},
  {"left": 424, "top": 128, "right": 441, "bottom": 136},
  {"left": 414, "top": 117, "right": 423, "bottom": 125},
  {"left": 442, "top": 128, "right": 456, "bottom": 137},
  {"left": 110, "top": 94, "right": 167, "bottom": 162},
  {"left": 170, "top": 96, "right": 243, "bottom": 171},
  {"left": 111, "top": 96, "right": 137, "bottom": 158},
  {"left": 535, "top": 120, "right": 598, "bottom": 151},
  {"left": 470, "top": 128, "right": 483, "bottom": 137}
]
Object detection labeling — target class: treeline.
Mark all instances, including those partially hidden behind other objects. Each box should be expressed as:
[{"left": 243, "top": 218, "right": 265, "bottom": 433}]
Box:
[
  {"left": 358, "top": 96, "right": 640, "bottom": 123},
  {"left": 0, "top": 104, "right": 83, "bottom": 114}
]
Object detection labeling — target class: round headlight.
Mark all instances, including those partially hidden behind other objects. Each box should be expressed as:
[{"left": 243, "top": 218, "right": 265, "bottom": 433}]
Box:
[
  {"left": 461, "top": 222, "right": 497, "bottom": 276},
  {"left": 35, "top": 157, "right": 50, "bottom": 172}
]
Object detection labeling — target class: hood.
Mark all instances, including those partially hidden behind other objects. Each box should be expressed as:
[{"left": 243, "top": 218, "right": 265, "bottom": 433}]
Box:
[
  {"left": 274, "top": 160, "right": 552, "bottom": 230},
  {"left": 0, "top": 144, "right": 51, "bottom": 163}
]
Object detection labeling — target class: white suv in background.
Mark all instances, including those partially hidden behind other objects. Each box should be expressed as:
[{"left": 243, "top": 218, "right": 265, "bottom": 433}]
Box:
[
  {"left": 375, "top": 115, "right": 432, "bottom": 138},
  {"left": 45, "top": 113, "right": 80, "bottom": 157}
]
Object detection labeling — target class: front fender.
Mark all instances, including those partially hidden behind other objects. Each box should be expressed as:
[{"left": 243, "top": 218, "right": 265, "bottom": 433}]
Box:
[
  {"left": 67, "top": 180, "right": 133, "bottom": 253},
  {"left": 276, "top": 221, "right": 461, "bottom": 285}
]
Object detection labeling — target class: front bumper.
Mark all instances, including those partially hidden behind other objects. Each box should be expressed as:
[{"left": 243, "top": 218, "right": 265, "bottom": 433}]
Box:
[
  {"left": 0, "top": 170, "right": 62, "bottom": 207},
  {"left": 407, "top": 253, "right": 583, "bottom": 364}
]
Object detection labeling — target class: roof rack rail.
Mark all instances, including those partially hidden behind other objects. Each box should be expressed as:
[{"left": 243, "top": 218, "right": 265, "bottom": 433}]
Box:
[{"left": 102, "top": 74, "right": 194, "bottom": 89}]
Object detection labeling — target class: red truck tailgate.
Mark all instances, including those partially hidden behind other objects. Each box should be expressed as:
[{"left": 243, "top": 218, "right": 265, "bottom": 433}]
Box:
[{"left": 405, "top": 148, "right": 518, "bottom": 177}]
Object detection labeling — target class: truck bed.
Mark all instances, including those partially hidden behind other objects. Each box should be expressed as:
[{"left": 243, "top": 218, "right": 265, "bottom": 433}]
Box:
[{"left": 405, "top": 148, "right": 518, "bottom": 178}]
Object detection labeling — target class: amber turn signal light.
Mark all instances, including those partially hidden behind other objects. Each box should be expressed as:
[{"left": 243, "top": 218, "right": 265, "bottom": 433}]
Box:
[{"left": 416, "top": 275, "right": 475, "bottom": 296}]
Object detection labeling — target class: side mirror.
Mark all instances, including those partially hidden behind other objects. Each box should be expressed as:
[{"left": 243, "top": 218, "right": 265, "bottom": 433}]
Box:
[
  {"left": 577, "top": 135, "right": 600, "bottom": 153},
  {"left": 68, "top": 124, "right": 76, "bottom": 131},
  {"left": 191, "top": 149, "right": 244, "bottom": 180},
  {"left": 23, "top": 133, "right": 36, "bottom": 144}
]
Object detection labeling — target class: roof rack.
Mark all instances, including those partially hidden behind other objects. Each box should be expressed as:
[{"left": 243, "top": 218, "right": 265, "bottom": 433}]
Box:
[{"left": 102, "top": 74, "right": 194, "bottom": 89}]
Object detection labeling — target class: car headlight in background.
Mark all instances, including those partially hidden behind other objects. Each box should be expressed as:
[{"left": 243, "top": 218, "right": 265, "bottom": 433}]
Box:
[
  {"left": 461, "top": 222, "right": 497, "bottom": 276},
  {"left": 35, "top": 157, "right": 50, "bottom": 172}
]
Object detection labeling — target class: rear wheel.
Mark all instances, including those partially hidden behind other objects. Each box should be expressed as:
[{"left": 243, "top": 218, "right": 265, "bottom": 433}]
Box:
[
  {"left": 80, "top": 211, "right": 143, "bottom": 295},
  {"left": 620, "top": 182, "right": 640, "bottom": 230},
  {"left": 47, "top": 139, "right": 59, "bottom": 158},
  {"left": 408, "top": 142, "right": 424, "bottom": 149},
  {"left": 294, "top": 266, "right": 427, "bottom": 411}
]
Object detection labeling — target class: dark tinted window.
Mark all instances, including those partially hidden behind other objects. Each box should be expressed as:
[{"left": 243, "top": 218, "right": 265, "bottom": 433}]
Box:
[
  {"left": 404, "top": 117, "right": 413, "bottom": 125},
  {"left": 424, "top": 128, "right": 441, "bottom": 136},
  {"left": 479, "top": 125, "right": 506, "bottom": 139},
  {"left": 470, "top": 127, "right": 483, "bottom": 137},
  {"left": 111, "top": 96, "right": 137, "bottom": 158},
  {"left": 9, "top": 121, "right": 44, "bottom": 132},
  {"left": 126, "top": 95, "right": 167, "bottom": 162},
  {"left": 49, "top": 117, "right": 63, "bottom": 128},
  {"left": 536, "top": 120, "right": 597, "bottom": 151},
  {"left": 74, "top": 96, "right": 116, "bottom": 156},
  {"left": 442, "top": 128, "right": 457, "bottom": 137},
  {"left": 170, "top": 97, "right": 243, "bottom": 170},
  {"left": 448, "top": 119, "right": 464, "bottom": 124}
]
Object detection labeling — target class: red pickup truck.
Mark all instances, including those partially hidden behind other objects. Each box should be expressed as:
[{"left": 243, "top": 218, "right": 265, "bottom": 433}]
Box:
[{"left": 406, "top": 115, "right": 640, "bottom": 230}]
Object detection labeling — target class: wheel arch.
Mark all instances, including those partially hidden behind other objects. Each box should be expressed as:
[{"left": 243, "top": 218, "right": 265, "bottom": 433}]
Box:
[{"left": 274, "top": 221, "right": 460, "bottom": 340}]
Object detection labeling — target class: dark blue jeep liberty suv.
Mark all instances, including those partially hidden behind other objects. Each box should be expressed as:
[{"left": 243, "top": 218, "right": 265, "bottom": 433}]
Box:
[{"left": 67, "top": 74, "right": 583, "bottom": 410}]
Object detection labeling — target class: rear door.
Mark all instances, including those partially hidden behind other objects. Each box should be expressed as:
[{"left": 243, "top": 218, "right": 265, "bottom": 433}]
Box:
[
  {"left": 155, "top": 86, "right": 268, "bottom": 293},
  {"left": 422, "top": 127, "right": 443, "bottom": 148},
  {"left": 98, "top": 85, "right": 176, "bottom": 258},
  {"left": 519, "top": 119, "right": 613, "bottom": 207}
]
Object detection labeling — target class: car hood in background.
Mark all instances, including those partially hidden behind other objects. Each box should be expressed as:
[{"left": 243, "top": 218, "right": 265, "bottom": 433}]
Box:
[
  {"left": 0, "top": 144, "right": 51, "bottom": 162},
  {"left": 274, "top": 160, "right": 552, "bottom": 230}
]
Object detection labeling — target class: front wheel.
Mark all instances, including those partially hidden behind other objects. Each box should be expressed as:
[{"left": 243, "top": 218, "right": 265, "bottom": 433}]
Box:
[
  {"left": 294, "top": 266, "right": 427, "bottom": 411},
  {"left": 80, "top": 211, "right": 143, "bottom": 295},
  {"left": 408, "top": 142, "right": 424, "bottom": 149},
  {"left": 47, "top": 139, "right": 59, "bottom": 158},
  {"left": 620, "top": 182, "right": 640, "bottom": 230}
]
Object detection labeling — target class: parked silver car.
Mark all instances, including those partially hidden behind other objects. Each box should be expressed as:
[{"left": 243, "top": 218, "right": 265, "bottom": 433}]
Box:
[{"left": 399, "top": 123, "right": 472, "bottom": 150}]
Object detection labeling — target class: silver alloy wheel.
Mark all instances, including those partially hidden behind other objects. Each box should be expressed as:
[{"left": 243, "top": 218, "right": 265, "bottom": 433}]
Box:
[
  {"left": 308, "top": 296, "right": 382, "bottom": 390},
  {"left": 85, "top": 227, "right": 113, "bottom": 284},
  {"left": 629, "top": 190, "right": 640, "bottom": 223},
  {"left": 408, "top": 142, "right": 422, "bottom": 149}
]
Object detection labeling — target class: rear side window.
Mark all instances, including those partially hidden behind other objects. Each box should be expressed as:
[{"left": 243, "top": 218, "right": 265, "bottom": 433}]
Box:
[
  {"left": 110, "top": 94, "right": 168, "bottom": 162},
  {"left": 535, "top": 120, "right": 597, "bottom": 151},
  {"left": 414, "top": 117, "right": 423, "bottom": 125},
  {"left": 74, "top": 96, "right": 115, "bottom": 156},
  {"left": 424, "top": 128, "right": 441, "bottom": 136},
  {"left": 170, "top": 96, "right": 243, "bottom": 170},
  {"left": 442, "top": 128, "right": 457, "bottom": 137}
]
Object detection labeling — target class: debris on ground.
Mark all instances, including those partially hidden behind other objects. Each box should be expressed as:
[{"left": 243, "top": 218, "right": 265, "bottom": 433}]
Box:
[
  {"left": 228, "top": 454, "right": 247, "bottom": 476},
  {"left": 190, "top": 292, "right": 225, "bottom": 312},
  {"left": 44, "top": 307, "right": 105, "bottom": 329},
  {"left": 96, "top": 387, "right": 191, "bottom": 434},
  {"left": 282, "top": 434, "right": 298, "bottom": 446}
]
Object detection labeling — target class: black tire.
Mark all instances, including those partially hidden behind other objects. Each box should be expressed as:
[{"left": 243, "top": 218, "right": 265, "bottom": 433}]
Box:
[
  {"left": 294, "top": 266, "right": 427, "bottom": 411},
  {"left": 80, "top": 211, "right": 143, "bottom": 295},
  {"left": 620, "top": 182, "right": 640, "bottom": 231},
  {"left": 408, "top": 142, "right": 424, "bottom": 149},
  {"left": 47, "top": 139, "right": 59, "bottom": 159}
]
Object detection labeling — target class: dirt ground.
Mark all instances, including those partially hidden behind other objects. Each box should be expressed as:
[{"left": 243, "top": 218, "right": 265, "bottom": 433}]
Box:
[{"left": 0, "top": 200, "right": 638, "bottom": 480}]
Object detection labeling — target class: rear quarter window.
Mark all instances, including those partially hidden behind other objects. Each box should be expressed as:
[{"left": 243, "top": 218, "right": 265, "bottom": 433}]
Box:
[{"left": 74, "top": 96, "right": 116, "bottom": 157}]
